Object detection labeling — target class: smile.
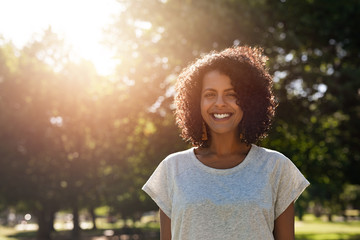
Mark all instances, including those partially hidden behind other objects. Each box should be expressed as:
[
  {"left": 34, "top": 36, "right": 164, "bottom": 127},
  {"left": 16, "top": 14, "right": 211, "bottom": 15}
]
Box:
[{"left": 213, "top": 113, "right": 231, "bottom": 119}]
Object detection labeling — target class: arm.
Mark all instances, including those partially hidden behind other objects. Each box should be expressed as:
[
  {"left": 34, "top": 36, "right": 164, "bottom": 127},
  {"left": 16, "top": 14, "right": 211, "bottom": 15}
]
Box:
[
  {"left": 273, "top": 202, "right": 295, "bottom": 240},
  {"left": 160, "top": 209, "right": 171, "bottom": 240}
]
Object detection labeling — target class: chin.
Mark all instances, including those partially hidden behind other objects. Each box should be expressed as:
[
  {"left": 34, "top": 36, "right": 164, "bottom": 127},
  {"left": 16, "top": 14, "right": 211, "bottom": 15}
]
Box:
[{"left": 210, "top": 129, "right": 238, "bottom": 136}]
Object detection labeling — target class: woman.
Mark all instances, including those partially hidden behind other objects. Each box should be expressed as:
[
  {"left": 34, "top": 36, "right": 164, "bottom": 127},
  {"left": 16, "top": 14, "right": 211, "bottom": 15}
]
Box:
[{"left": 142, "top": 46, "right": 309, "bottom": 239}]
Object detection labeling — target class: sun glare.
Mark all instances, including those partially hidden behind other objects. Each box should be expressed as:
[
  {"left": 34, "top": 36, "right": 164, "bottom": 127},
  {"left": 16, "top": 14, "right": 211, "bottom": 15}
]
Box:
[{"left": 0, "top": 0, "right": 123, "bottom": 75}]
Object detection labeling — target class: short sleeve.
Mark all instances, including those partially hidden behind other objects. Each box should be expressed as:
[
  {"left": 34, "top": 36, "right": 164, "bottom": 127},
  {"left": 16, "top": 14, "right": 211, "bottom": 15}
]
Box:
[
  {"left": 274, "top": 158, "right": 310, "bottom": 219},
  {"left": 142, "top": 160, "right": 172, "bottom": 218}
]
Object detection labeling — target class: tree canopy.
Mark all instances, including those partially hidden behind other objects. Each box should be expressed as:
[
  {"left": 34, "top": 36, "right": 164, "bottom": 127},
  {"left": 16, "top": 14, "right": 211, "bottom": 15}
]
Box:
[{"left": 0, "top": 0, "right": 359, "bottom": 238}]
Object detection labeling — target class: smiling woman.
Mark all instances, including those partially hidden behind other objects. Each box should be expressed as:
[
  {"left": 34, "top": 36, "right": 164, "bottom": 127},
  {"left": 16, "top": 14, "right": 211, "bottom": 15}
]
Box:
[
  {"left": 142, "top": 46, "right": 310, "bottom": 240},
  {"left": 0, "top": 0, "right": 122, "bottom": 75}
]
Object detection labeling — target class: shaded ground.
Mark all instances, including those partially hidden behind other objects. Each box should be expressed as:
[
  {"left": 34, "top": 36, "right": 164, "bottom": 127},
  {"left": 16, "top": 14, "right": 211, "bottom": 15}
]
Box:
[
  {"left": 3, "top": 216, "right": 360, "bottom": 240},
  {"left": 6, "top": 230, "right": 360, "bottom": 240},
  {"left": 5, "top": 228, "right": 160, "bottom": 240}
]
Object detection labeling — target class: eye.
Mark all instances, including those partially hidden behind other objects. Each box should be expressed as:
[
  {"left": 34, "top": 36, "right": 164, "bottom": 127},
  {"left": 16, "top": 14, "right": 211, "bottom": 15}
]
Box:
[
  {"left": 204, "top": 92, "right": 216, "bottom": 98},
  {"left": 226, "top": 92, "right": 238, "bottom": 98}
]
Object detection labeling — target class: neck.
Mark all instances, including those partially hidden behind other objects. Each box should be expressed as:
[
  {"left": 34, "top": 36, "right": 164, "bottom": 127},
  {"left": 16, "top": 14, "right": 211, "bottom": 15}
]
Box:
[{"left": 208, "top": 131, "right": 249, "bottom": 156}]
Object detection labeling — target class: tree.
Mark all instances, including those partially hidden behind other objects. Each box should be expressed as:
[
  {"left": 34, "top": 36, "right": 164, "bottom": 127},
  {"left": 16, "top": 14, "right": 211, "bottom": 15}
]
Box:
[
  {"left": 105, "top": 0, "right": 360, "bottom": 218},
  {"left": 0, "top": 35, "right": 66, "bottom": 239},
  {"left": 0, "top": 30, "right": 108, "bottom": 239},
  {"left": 1, "top": 2, "right": 359, "bottom": 237}
]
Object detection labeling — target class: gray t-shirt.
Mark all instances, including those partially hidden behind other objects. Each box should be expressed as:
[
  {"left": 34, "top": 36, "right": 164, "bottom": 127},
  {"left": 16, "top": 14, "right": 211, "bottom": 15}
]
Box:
[{"left": 142, "top": 144, "right": 309, "bottom": 239}]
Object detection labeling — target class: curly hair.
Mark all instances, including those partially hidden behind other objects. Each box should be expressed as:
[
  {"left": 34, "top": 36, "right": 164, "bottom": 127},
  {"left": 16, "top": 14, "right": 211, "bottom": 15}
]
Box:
[{"left": 174, "top": 46, "right": 277, "bottom": 147}]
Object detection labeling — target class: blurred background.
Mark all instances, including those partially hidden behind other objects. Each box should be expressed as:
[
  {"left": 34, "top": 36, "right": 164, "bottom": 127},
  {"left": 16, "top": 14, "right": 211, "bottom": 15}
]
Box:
[{"left": 0, "top": 0, "right": 359, "bottom": 239}]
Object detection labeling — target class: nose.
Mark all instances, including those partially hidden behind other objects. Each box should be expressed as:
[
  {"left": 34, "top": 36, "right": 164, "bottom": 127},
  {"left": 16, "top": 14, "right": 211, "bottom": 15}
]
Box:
[{"left": 215, "top": 95, "right": 226, "bottom": 107}]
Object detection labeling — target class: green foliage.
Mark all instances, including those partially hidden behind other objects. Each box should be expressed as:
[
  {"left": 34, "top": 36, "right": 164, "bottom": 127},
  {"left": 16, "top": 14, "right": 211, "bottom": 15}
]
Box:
[
  {"left": 0, "top": 1, "right": 359, "bottom": 238},
  {"left": 106, "top": 0, "right": 360, "bottom": 219}
]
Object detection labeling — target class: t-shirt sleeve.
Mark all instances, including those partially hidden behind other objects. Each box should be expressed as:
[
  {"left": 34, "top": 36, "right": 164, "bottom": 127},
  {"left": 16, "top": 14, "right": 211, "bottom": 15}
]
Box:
[
  {"left": 274, "top": 157, "right": 310, "bottom": 219},
  {"left": 142, "top": 159, "right": 172, "bottom": 218}
]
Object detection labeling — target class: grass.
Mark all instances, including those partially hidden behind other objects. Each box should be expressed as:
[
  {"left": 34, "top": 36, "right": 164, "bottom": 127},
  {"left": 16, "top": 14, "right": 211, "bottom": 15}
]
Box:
[
  {"left": 0, "top": 215, "right": 359, "bottom": 240},
  {"left": 0, "top": 226, "right": 18, "bottom": 240},
  {"left": 0, "top": 219, "right": 160, "bottom": 240},
  {"left": 295, "top": 215, "right": 360, "bottom": 240}
]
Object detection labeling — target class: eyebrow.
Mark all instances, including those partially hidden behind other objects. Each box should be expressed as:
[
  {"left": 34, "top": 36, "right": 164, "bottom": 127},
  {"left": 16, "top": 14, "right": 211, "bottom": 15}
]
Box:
[{"left": 202, "top": 88, "right": 235, "bottom": 92}]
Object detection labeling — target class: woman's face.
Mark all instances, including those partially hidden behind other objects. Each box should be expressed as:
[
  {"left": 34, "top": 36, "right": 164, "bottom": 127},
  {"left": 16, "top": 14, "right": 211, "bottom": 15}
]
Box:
[{"left": 200, "top": 70, "right": 243, "bottom": 137}]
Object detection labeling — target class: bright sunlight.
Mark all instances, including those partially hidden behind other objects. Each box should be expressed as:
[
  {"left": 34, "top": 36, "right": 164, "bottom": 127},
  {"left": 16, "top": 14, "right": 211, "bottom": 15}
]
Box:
[{"left": 0, "top": 0, "right": 122, "bottom": 75}]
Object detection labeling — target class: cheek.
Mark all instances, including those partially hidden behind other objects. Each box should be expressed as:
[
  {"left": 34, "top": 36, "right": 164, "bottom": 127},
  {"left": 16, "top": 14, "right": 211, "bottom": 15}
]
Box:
[
  {"left": 200, "top": 99, "right": 208, "bottom": 117},
  {"left": 200, "top": 98, "right": 210, "bottom": 109},
  {"left": 233, "top": 102, "right": 244, "bottom": 119}
]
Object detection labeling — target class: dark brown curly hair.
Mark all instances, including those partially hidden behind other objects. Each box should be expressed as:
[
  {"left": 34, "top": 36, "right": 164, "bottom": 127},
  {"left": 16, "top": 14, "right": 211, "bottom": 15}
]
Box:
[{"left": 174, "top": 46, "right": 277, "bottom": 147}]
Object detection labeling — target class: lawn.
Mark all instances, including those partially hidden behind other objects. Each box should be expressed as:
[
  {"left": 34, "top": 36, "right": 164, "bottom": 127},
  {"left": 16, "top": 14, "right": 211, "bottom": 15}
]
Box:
[
  {"left": 0, "top": 226, "right": 17, "bottom": 240},
  {"left": 0, "top": 215, "right": 359, "bottom": 240},
  {"left": 295, "top": 215, "right": 360, "bottom": 240}
]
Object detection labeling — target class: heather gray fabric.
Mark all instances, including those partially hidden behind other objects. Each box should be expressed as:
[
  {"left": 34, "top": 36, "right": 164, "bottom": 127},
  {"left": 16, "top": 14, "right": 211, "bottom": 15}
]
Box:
[{"left": 142, "top": 144, "right": 309, "bottom": 240}]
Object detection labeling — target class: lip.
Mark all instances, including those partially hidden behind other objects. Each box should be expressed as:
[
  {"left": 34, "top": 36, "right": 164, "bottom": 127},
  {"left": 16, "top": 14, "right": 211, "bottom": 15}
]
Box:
[{"left": 210, "top": 112, "right": 233, "bottom": 120}]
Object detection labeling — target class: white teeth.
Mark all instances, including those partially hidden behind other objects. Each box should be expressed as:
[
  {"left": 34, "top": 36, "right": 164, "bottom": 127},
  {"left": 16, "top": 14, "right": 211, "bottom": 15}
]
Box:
[{"left": 213, "top": 113, "right": 230, "bottom": 119}]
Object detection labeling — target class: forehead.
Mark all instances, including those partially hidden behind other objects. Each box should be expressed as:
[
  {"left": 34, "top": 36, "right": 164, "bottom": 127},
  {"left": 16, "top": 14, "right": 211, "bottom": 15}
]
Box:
[{"left": 202, "top": 70, "right": 233, "bottom": 90}]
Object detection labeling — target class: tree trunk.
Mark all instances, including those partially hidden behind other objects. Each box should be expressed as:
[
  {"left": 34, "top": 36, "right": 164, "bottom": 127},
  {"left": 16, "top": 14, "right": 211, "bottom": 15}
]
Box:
[
  {"left": 49, "top": 209, "right": 56, "bottom": 232},
  {"left": 327, "top": 213, "right": 333, "bottom": 222},
  {"left": 36, "top": 209, "right": 52, "bottom": 240},
  {"left": 89, "top": 206, "right": 97, "bottom": 230},
  {"left": 72, "top": 201, "right": 81, "bottom": 239},
  {"left": 297, "top": 207, "right": 304, "bottom": 221}
]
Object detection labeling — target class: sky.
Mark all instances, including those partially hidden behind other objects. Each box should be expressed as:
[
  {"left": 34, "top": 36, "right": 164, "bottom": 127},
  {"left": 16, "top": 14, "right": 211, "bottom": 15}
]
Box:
[{"left": 0, "top": 0, "right": 122, "bottom": 75}]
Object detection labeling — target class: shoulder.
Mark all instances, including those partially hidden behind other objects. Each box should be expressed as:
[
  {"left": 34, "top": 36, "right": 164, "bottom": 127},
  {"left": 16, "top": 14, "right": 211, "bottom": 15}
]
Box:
[
  {"left": 163, "top": 148, "right": 194, "bottom": 162},
  {"left": 161, "top": 148, "right": 195, "bottom": 176},
  {"left": 253, "top": 145, "right": 306, "bottom": 182},
  {"left": 250, "top": 145, "right": 293, "bottom": 170},
  {"left": 254, "top": 145, "right": 288, "bottom": 160},
  {"left": 252, "top": 144, "right": 288, "bottom": 160}
]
